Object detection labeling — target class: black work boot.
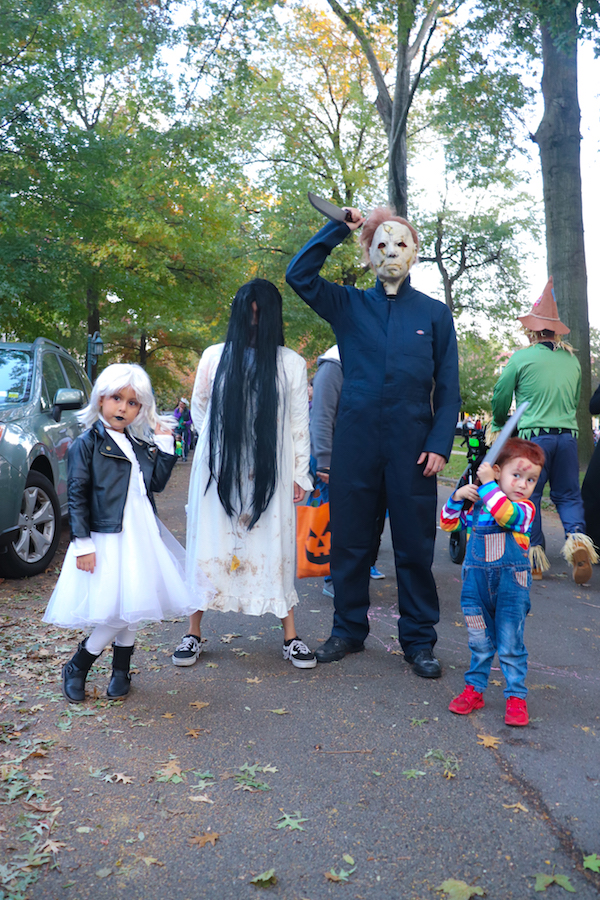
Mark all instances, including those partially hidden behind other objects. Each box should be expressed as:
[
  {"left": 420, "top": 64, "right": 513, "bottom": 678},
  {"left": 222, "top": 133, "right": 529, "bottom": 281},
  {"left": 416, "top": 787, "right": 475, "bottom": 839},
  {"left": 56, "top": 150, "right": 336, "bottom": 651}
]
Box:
[
  {"left": 107, "top": 644, "right": 134, "bottom": 699},
  {"left": 62, "top": 641, "right": 99, "bottom": 704}
]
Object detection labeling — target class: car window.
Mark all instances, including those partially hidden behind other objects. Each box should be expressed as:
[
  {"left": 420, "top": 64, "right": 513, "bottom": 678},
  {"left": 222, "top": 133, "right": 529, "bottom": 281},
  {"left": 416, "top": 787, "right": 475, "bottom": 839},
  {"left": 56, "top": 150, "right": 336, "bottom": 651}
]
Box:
[
  {"left": 60, "top": 355, "right": 89, "bottom": 400},
  {"left": 42, "top": 353, "right": 68, "bottom": 407},
  {"left": 0, "top": 349, "right": 33, "bottom": 404}
]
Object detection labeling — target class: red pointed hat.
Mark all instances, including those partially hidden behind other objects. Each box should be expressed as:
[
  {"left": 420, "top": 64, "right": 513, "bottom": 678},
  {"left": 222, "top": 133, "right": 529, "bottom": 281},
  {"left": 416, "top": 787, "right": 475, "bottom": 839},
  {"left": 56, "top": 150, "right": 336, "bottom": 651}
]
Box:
[{"left": 518, "top": 277, "right": 570, "bottom": 334}]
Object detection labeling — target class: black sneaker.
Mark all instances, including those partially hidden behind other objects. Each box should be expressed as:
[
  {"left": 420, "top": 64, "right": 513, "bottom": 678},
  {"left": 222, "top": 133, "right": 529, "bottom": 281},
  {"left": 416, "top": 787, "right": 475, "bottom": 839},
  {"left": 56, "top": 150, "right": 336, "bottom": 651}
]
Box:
[
  {"left": 172, "top": 634, "right": 202, "bottom": 667},
  {"left": 282, "top": 637, "right": 317, "bottom": 669}
]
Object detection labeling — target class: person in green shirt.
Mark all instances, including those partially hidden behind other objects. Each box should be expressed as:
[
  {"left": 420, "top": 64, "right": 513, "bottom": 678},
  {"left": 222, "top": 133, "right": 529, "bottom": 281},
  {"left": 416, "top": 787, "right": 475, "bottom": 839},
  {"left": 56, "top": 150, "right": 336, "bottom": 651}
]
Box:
[{"left": 491, "top": 278, "right": 597, "bottom": 584}]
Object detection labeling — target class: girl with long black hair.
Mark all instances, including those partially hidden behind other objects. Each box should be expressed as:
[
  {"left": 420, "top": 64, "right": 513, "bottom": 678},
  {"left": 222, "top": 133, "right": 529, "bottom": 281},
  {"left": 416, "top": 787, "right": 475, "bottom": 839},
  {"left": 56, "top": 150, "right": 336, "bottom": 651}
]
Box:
[{"left": 173, "top": 279, "right": 316, "bottom": 668}]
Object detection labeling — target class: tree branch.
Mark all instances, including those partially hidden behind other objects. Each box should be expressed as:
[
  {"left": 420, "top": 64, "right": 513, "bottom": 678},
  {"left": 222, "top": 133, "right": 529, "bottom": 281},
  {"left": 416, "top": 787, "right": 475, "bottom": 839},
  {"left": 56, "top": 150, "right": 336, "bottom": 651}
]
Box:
[
  {"left": 325, "top": 0, "right": 392, "bottom": 133},
  {"left": 407, "top": 0, "right": 442, "bottom": 63}
]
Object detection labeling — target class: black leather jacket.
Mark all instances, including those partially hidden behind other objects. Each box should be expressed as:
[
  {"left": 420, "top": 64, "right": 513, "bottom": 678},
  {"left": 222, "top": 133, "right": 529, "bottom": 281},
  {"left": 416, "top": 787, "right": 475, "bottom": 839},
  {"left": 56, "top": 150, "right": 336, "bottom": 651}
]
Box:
[{"left": 67, "top": 421, "right": 177, "bottom": 538}]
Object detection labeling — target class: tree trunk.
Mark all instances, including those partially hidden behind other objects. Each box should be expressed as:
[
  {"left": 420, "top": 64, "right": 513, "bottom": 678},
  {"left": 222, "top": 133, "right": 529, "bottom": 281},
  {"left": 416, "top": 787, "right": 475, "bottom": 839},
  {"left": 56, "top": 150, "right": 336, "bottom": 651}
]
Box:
[
  {"left": 388, "top": 42, "right": 410, "bottom": 218},
  {"left": 86, "top": 282, "right": 100, "bottom": 383},
  {"left": 139, "top": 332, "right": 148, "bottom": 368},
  {"left": 533, "top": 10, "right": 593, "bottom": 466}
]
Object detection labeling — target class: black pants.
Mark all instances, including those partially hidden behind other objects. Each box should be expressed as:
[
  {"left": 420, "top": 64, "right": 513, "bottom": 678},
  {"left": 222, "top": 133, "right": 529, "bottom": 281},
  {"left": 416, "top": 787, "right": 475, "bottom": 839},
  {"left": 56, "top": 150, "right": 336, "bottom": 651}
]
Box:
[{"left": 329, "top": 401, "right": 439, "bottom": 654}]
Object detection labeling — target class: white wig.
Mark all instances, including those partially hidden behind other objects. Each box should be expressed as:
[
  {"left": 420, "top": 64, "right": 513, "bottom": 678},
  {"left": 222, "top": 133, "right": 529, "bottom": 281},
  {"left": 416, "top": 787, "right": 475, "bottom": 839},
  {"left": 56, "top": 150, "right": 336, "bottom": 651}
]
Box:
[{"left": 79, "top": 363, "right": 174, "bottom": 438}]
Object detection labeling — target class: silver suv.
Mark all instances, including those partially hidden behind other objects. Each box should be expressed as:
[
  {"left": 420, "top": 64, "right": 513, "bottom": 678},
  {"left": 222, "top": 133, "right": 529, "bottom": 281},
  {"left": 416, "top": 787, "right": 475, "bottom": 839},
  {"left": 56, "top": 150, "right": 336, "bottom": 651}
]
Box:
[{"left": 0, "top": 338, "right": 91, "bottom": 577}]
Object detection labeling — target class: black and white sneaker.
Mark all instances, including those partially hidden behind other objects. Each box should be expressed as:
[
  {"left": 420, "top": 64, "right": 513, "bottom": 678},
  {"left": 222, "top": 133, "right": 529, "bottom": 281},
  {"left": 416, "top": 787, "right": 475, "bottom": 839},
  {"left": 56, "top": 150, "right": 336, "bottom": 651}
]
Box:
[
  {"left": 283, "top": 637, "right": 317, "bottom": 669},
  {"left": 172, "top": 634, "right": 202, "bottom": 667}
]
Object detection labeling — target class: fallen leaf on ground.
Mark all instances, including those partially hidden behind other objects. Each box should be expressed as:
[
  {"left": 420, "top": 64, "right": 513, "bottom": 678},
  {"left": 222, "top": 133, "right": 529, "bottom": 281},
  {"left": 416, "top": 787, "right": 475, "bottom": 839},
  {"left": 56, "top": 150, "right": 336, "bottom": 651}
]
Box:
[
  {"left": 250, "top": 868, "right": 277, "bottom": 886},
  {"left": 275, "top": 811, "right": 308, "bottom": 831},
  {"left": 583, "top": 853, "right": 600, "bottom": 872},
  {"left": 534, "top": 872, "right": 576, "bottom": 892},
  {"left": 189, "top": 701, "right": 210, "bottom": 710},
  {"left": 325, "top": 866, "right": 356, "bottom": 883},
  {"left": 477, "top": 734, "right": 501, "bottom": 749},
  {"left": 269, "top": 708, "right": 289, "bottom": 715},
  {"left": 30, "top": 769, "right": 54, "bottom": 784},
  {"left": 189, "top": 831, "right": 219, "bottom": 848},
  {"left": 157, "top": 759, "right": 183, "bottom": 781},
  {"left": 189, "top": 794, "right": 214, "bottom": 803},
  {"left": 95, "top": 868, "right": 112, "bottom": 879},
  {"left": 161, "top": 713, "right": 175, "bottom": 719},
  {"left": 220, "top": 633, "right": 241, "bottom": 643},
  {"left": 502, "top": 802, "right": 528, "bottom": 813},
  {"left": 436, "top": 878, "right": 485, "bottom": 899},
  {"left": 141, "top": 857, "right": 164, "bottom": 867},
  {"left": 186, "top": 729, "right": 201, "bottom": 739},
  {"left": 246, "top": 677, "right": 262, "bottom": 684},
  {"left": 113, "top": 772, "right": 133, "bottom": 784},
  {"left": 41, "top": 840, "right": 66, "bottom": 854}
]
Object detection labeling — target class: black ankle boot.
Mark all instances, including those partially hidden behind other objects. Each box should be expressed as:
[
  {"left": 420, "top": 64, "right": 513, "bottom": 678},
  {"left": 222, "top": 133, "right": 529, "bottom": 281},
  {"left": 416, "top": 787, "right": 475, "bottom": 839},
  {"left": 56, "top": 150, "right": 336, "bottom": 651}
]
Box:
[
  {"left": 107, "top": 644, "right": 134, "bottom": 699},
  {"left": 62, "top": 640, "right": 99, "bottom": 703}
]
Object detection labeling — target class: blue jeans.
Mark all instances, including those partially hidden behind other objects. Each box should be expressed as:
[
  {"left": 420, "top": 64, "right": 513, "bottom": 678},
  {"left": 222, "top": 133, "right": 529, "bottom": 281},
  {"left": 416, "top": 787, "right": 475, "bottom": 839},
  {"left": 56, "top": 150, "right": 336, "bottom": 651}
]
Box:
[
  {"left": 528, "top": 432, "right": 586, "bottom": 546},
  {"left": 461, "top": 503, "right": 531, "bottom": 698}
]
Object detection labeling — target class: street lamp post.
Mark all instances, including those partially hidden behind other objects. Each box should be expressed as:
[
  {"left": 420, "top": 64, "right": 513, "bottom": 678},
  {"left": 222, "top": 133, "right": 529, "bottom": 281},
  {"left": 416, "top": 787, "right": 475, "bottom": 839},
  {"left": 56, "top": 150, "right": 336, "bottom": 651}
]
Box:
[{"left": 86, "top": 331, "right": 104, "bottom": 382}]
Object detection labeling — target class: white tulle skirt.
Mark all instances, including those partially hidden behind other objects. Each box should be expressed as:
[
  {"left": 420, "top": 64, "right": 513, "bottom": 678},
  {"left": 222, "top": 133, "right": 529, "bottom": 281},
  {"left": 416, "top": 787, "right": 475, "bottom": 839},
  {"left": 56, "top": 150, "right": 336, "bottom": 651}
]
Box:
[{"left": 44, "top": 490, "right": 213, "bottom": 629}]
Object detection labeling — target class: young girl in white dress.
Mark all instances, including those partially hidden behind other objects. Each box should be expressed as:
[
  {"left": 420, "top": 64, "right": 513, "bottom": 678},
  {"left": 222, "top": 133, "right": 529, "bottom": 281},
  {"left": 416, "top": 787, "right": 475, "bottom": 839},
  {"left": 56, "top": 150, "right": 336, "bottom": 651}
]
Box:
[
  {"left": 44, "top": 363, "right": 210, "bottom": 703},
  {"left": 172, "top": 279, "right": 316, "bottom": 669}
]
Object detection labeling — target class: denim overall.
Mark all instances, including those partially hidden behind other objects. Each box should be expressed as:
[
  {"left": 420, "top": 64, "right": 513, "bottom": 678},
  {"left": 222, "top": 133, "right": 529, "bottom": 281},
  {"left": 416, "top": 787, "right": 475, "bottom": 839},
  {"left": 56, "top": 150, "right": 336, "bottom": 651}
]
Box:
[{"left": 461, "top": 501, "right": 531, "bottom": 699}]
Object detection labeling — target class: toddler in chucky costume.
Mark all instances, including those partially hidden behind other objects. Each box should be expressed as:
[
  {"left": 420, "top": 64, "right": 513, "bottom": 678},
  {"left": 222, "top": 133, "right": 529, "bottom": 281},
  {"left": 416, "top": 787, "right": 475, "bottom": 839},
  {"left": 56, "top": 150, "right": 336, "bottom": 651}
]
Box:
[{"left": 440, "top": 438, "right": 544, "bottom": 726}]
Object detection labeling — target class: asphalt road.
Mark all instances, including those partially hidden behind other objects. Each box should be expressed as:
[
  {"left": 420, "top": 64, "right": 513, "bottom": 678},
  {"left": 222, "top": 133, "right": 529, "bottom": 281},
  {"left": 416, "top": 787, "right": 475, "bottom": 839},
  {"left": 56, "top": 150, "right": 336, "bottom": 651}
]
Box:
[{"left": 0, "top": 456, "right": 599, "bottom": 900}]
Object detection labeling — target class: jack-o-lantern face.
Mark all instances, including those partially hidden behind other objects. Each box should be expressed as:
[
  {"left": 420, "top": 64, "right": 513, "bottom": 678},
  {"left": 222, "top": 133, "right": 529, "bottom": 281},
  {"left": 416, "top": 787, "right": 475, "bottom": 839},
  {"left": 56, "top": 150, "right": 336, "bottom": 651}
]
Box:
[{"left": 305, "top": 521, "right": 331, "bottom": 565}]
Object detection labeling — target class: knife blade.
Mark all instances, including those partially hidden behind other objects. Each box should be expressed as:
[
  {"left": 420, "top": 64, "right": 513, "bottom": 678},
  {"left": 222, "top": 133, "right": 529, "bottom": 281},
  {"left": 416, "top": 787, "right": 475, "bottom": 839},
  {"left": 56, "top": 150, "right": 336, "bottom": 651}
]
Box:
[
  {"left": 482, "top": 401, "right": 530, "bottom": 467},
  {"left": 308, "top": 191, "right": 353, "bottom": 223}
]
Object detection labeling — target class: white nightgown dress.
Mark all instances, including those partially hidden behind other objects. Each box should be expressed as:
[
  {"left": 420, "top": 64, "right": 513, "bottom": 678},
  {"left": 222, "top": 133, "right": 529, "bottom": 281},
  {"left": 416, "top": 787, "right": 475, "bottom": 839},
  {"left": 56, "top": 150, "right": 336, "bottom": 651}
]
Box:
[
  {"left": 186, "top": 344, "right": 312, "bottom": 618},
  {"left": 44, "top": 427, "right": 212, "bottom": 629}
]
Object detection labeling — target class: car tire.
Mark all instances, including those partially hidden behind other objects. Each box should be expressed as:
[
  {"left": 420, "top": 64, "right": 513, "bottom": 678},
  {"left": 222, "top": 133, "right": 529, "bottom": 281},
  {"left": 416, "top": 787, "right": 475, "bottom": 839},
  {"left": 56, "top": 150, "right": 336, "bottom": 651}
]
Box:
[
  {"left": 449, "top": 530, "right": 467, "bottom": 565},
  {"left": 0, "top": 471, "right": 61, "bottom": 578}
]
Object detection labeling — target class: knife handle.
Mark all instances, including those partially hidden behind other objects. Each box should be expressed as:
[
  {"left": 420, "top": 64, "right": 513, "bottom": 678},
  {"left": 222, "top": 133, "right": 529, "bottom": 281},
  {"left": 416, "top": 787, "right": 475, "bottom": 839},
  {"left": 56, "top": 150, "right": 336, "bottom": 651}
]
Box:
[{"left": 344, "top": 209, "right": 354, "bottom": 223}]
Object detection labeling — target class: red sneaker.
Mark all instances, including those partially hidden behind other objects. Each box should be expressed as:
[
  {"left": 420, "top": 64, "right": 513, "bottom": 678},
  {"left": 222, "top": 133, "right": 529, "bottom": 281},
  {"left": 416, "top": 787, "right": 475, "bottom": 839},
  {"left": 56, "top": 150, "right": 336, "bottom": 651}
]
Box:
[
  {"left": 449, "top": 685, "right": 485, "bottom": 715},
  {"left": 505, "top": 696, "right": 529, "bottom": 726}
]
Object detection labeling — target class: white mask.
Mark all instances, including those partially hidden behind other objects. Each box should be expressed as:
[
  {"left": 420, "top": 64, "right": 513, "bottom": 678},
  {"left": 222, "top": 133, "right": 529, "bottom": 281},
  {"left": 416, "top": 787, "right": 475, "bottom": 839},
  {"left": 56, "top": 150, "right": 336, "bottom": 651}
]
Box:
[{"left": 369, "top": 220, "right": 417, "bottom": 293}]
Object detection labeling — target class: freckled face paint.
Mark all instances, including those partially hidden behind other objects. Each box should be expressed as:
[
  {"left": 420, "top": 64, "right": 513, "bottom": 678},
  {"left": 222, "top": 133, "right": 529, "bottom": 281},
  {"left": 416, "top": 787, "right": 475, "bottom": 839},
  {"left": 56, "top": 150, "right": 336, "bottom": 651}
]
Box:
[
  {"left": 493, "top": 456, "right": 542, "bottom": 503},
  {"left": 369, "top": 221, "right": 417, "bottom": 291}
]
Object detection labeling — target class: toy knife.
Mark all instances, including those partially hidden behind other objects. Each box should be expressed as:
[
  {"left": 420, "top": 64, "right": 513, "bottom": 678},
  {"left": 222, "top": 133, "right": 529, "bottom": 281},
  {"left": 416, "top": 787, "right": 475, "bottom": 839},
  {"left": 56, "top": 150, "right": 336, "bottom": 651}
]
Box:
[
  {"left": 482, "top": 401, "right": 530, "bottom": 467},
  {"left": 308, "top": 191, "right": 354, "bottom": 223}
]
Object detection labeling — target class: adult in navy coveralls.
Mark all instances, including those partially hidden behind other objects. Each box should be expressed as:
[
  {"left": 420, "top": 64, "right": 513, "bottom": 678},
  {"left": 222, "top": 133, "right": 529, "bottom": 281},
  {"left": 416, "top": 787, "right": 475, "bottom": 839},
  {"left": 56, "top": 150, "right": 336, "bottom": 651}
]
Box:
[{"left": 286, "top": 207, "right": 461, "bottom": 677}]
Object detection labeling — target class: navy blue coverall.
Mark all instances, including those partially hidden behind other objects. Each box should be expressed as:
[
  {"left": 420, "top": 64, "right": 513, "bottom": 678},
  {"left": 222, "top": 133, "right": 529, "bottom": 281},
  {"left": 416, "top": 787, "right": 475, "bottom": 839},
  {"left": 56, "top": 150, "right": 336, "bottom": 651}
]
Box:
[{"left": 286, "top": 220, "right": 461, "bottom": 655}]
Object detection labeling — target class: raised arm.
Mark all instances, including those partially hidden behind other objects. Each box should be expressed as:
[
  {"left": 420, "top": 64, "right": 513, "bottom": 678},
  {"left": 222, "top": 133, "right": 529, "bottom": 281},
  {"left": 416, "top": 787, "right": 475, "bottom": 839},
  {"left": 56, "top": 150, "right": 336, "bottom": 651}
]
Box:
[{"left": 286, "top": 220, "right": 355, "bottom": 325}]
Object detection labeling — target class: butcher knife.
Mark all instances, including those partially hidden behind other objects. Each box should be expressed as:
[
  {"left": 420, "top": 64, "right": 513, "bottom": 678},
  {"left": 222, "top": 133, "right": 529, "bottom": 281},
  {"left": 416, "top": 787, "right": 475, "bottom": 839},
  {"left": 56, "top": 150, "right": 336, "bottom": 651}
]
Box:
[{"left": 308, "top": 191, "right": 354, "bottom": 223}]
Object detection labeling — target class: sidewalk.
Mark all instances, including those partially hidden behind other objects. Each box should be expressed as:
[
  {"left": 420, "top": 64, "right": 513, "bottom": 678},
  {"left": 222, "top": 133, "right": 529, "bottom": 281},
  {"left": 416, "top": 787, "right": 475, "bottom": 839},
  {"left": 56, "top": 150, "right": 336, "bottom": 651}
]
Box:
[{"left": 0, "top": 457, "right": 598, "bottom": 899}]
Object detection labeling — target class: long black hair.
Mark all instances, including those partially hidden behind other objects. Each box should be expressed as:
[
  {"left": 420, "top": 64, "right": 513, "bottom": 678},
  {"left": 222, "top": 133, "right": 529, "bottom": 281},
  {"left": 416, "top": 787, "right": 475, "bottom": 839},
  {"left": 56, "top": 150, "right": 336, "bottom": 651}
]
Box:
[{"left": 208, "top": 279, "right": 285, "bottom": 529}]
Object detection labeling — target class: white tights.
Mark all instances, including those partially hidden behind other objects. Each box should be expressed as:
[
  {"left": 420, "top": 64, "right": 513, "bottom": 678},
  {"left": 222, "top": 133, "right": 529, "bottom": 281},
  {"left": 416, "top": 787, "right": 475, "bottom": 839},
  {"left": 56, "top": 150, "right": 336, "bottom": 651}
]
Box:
[{"left": 86, "top": 623, "right": 137, "bottom": 656}]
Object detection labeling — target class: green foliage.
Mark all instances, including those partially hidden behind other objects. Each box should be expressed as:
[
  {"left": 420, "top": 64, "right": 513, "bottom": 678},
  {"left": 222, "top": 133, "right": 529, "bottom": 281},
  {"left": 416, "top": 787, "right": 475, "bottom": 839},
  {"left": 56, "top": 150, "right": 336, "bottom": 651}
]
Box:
[
  {"left": 457, "top": 332, "right": 507, "bottom": 415},
  {"left": 0, "top": 0, "right": 253, "bottom": 396},
  {"left": 589, "top": 328, "right": 600, "bottom": 388},
  {"left": 583, "top": 853, "right": 600, "bottom": 872}
]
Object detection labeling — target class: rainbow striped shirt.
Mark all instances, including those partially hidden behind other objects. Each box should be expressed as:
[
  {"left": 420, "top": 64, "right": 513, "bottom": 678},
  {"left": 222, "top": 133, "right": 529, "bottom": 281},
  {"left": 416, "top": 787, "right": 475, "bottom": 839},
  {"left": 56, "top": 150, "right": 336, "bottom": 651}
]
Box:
[{"left": 440, "top": 482, "right": 536, "bottom": 551}]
